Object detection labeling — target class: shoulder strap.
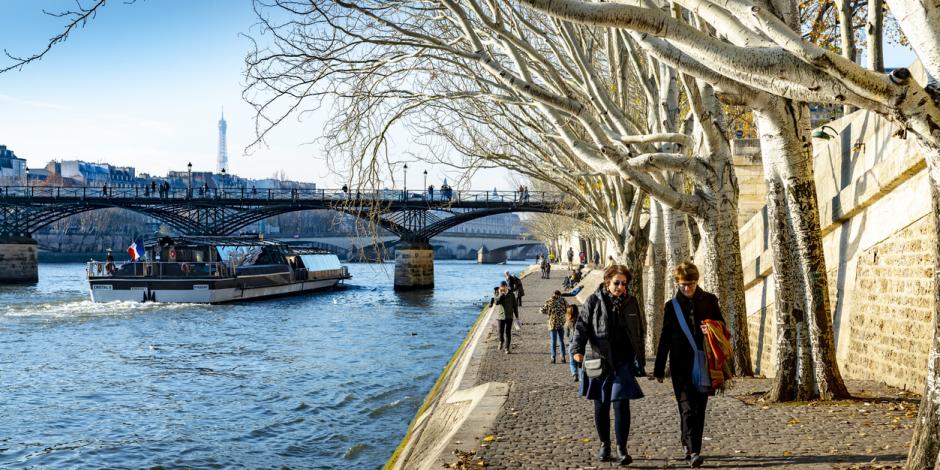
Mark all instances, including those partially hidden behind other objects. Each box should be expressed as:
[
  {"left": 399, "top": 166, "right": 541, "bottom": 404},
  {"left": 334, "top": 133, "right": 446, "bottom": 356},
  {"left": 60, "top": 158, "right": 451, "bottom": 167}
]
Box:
[{"left": 671, "top": 297, "right": 699, "bottom": 352}]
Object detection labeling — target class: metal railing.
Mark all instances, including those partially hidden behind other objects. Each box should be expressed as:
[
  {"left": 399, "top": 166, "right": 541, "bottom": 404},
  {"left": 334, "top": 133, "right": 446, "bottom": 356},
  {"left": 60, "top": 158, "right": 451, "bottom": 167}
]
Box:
[
  {"left": 0, "top": 186, "right": 565, "bottom": 204},
  {"left": 86, "top": 261, "right": 237, "bottom": 279}
]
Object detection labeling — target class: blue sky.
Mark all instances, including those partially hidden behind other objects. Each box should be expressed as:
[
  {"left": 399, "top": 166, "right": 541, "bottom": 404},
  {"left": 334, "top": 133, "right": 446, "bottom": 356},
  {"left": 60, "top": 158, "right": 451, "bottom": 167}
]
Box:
[
  {"left": 0, "top": 0, "right": 486, "bottom": 189},
  {"left": 0, "top": 1, "right": 918, "bottom": 190}
]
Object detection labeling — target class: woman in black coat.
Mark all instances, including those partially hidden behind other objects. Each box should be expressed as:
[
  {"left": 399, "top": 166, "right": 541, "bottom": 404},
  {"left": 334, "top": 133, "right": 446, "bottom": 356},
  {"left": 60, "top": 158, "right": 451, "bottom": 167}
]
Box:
[
  {"left": 653, "top": 262, "right": 724, "bottom": 468},
  {"left": 570, "top": 265, "right": 645, "bottom": 465}
]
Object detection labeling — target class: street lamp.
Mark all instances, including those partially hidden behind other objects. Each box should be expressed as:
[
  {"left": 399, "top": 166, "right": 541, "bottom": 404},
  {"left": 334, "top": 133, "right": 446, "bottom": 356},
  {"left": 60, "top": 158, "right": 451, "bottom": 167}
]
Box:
[
  {"left": 423, "top": 169, "right": 428, "bottom": 198},
  {"left": 187, "top": 162, "right": 193, "bottom": 198},
  {"left": 25, "top": 168, "right": 30, "bottom": 196},
  {"left": 403, "top": 163, "right": 408, "bottom": 199},
  {"left": 221, "top": 168, "right": 226, "bottom": 197}
]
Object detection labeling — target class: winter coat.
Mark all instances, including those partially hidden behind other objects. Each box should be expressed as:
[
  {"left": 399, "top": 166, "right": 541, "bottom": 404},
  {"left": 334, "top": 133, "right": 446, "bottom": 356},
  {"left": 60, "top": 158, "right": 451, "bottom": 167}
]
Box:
[
  {"left": 653, "top": 288, "right": 725, "bottom": 395},
  {"left": 541, "top": 295, "right": 567, "bottom": 330},
  {"left": 492, "top": 292, "right": 518, "bottom": 321},
  {"left": 569, "top": 285, "right": 646, "bottom": 372},
  {"left": 507, "top": 275, "right": 525, "bottom": 298}
]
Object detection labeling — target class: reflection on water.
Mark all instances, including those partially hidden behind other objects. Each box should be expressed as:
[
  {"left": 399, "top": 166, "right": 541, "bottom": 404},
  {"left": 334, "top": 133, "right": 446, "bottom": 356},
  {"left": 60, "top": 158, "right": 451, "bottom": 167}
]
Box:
[{"left": 0, "top": 260, "right": 527, "bottom": 469}]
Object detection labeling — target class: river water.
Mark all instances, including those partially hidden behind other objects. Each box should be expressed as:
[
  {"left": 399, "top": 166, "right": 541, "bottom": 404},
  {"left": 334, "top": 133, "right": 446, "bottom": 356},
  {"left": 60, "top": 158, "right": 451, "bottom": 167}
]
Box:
[{"left": 0, "top": 260, "right": 527, "bottom": 469}]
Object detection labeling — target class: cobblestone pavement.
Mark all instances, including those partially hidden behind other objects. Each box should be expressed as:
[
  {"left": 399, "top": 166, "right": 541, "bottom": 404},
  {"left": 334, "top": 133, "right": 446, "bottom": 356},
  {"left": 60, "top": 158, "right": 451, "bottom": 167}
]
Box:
[{"left": 471, "top": 273, "right": 918, "bottom": 469}]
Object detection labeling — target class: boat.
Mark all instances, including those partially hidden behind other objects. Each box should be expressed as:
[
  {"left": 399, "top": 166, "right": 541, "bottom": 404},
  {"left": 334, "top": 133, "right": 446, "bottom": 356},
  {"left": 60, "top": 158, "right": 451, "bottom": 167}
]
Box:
[{"left": 86, "top": 236, "right": 351, "bottom": 303}]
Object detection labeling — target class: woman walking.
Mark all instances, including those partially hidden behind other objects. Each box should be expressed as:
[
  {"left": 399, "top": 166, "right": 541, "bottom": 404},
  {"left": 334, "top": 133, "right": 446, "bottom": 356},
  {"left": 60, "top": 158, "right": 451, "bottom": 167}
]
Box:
[
  {"left": 491, "top": 281, "right": 518, "bottom": 354},
  {"left": 540, "top": 290, "right": 568, "bottom": 363},
  {"left": 565, "top": 304, "right": 581, "bottom": 381},
  {"left": 653, "top": 262, "right": 724, "bottom": 468},
  {"left": 570, "top": 265, "right": 646, "bottom": 465}
]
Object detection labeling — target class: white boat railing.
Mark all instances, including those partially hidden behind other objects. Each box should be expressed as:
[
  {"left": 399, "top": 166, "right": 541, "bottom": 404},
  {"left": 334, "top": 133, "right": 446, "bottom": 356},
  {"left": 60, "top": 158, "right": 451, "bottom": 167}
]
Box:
[{"left": 86, "top": 261, "right": 237, "bottom": 279}]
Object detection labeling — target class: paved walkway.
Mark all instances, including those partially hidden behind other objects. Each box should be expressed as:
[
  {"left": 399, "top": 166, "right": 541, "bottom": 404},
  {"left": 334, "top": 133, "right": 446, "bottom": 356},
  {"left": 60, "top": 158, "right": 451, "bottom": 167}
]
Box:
[{"left": 467, "top": 273, "right": 918, "bottom": 469}]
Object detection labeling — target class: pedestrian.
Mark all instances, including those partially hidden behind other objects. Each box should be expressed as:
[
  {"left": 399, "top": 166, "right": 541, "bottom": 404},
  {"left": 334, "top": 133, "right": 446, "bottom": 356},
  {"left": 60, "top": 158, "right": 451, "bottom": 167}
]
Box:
[
  {"left": 593, "top": 250, "right": 601, "bottom": 266},
  {"left": 523, "top": 185, "right": 530, "bottom": 202},
  {"left": 567, "top": 247, "right": 574, "bottom": 269},
  {"left": 150, "top": 181, "right": 156, "bottom": 196},
  {"left": 504, "top": 270, "right": 524, "bottom": 306},
  {"left": 105, "top": 249, "right": 115, "bottom": 274},
  {"left": 565, "top": 304, "right": 581, "bottom": 381},
  {"left": 491, "top": 282, "right": 518, "bottom": 354},
  {"left": 540, "top": 290, "right": 568, "bottom": 363},
  {"left": 102, "top": 183, "right": 108, "bottom": 197},
  {"left": 653, "top": 261, "right": 724, "bottom": 468},
  {"left": 144, "top": 185, "right": 150, "bottom": 197},
  {"left": 428, "top": 185, "right": 434, "bottom": 200},
  {"left": 579, "top": 250, "right": 587, "bottom": 266},
  {"left": 607, "top": 255, "right": 615, "bottom": 267},
  {"left": 571, "top": 264, "right": 645, "bottom": 465}
]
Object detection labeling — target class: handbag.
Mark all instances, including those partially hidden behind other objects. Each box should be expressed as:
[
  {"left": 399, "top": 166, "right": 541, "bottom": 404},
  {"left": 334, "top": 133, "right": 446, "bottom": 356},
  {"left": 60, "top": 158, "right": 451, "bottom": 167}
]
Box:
[
  {"left": 583, "top": 357, "right": 606, "bottom": 379},
  {"left": 671, "top": 298, "right": 713, "bottom": 393}
]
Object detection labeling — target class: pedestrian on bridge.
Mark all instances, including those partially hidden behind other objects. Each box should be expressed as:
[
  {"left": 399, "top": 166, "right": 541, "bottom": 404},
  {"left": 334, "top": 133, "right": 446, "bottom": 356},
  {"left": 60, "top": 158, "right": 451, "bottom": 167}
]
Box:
[
  {"left": 653, "top": 262, "right": 723, "bottom": 468},
  {"left": 427, "top": 185, "right": 434, "bottom": 201},
  {"left": 571, "top": 264, "right": 645, "bottom": 465},
  {"left": 540, "top": 290, "right": 567, "bottom": 364},
  {"left": 491, "top": 282, "right": 518, "bottom": 354}
]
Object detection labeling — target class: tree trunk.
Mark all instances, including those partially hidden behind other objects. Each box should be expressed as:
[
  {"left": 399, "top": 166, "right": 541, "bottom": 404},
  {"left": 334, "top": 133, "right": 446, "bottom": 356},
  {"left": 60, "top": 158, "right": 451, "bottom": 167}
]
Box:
[
  {"left": 763, "top": 177, "right": 800, "bottom": 402},
  {"left": 836, "top": 0, "right": 857, "bottom": 114},
  {"left": 754, "top": 97, "right": 850, "bottom": 400},
  {"left": 699, "top": 156, "right": 753, "bottom": 376},
  {"left": 797, "top": 312, "right": 819, "bottom": 400},
  {"left": 906, "top": 161, "right": 940, "bottom": 470},
  {"left": 646, "top": 200, "right": 668, "bottom": 357},
  {"left": 866, "top": 0, "right": 884, "bottom": 72}
]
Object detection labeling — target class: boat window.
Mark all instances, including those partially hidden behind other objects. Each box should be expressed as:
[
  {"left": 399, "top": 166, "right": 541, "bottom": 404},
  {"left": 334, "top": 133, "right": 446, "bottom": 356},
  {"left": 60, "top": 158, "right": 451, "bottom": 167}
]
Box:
[{"left": 298, "top": 254, "right": 342, "bottom": 271}]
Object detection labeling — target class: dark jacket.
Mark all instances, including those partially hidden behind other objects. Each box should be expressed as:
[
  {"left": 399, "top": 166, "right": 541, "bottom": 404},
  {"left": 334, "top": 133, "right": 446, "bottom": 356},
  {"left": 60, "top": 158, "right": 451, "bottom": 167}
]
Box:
[
  {"left": 653, "top": 288, "right": 724, "bottom": 393},
  {"left": 570, "top": 285, "right": 646, "bottom": 373},
  {"left": 507, "top": 275, "right": 524, "bottom": 297},
  {"left": 491, "top": 292, "right": 518, "bottom": 320}
]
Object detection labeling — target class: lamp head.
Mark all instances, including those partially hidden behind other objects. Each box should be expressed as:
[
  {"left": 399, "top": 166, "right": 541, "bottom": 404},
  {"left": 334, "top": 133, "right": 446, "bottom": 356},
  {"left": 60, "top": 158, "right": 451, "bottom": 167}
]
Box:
[
  {"left": 187, "top": 162, "right": 192, "bottom": 170},
  {"left": 812, "top": 129, "right": 831, "bottom": 140}
]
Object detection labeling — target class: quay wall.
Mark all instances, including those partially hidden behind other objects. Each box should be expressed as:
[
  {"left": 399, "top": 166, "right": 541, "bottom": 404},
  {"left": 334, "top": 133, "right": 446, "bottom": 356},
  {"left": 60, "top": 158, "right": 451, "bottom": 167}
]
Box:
[
  {"left": 738, "top": 108, "right": 934, "bottom": 391},
  {"left": 0, "top": 237, "right": 38, "bottom": 284},
  {"left": 385, "top": 265, "right": 539, "bottom": 469}
]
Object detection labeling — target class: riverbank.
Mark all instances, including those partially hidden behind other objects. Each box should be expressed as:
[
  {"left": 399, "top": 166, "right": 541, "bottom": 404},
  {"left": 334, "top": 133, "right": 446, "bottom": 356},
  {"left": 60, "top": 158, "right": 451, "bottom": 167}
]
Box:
[{"left": 394, "top": 269, "right": 918, "bottom": 469}]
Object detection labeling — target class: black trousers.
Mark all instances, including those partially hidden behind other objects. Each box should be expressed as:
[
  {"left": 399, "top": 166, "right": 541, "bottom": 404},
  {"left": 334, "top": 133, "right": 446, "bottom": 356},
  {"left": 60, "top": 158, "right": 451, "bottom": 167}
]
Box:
[
  {"left": 497, "top": 319, "right": 513, "bottom": 349},
  {"left": 676, "top": 387, "right": 709, "bottom": 454},
  {"left": 593, "top": 399, "right": 631, "bottom": 448}
]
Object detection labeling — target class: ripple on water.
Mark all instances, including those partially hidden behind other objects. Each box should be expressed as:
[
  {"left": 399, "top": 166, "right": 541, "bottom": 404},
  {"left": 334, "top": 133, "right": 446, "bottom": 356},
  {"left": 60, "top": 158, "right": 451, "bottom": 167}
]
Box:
[
  {"left": 0, "top": 299, "right": 205, "bottom": 319},
  {"left": 343, "top": 443, "right": 369, "bottom": 460}
]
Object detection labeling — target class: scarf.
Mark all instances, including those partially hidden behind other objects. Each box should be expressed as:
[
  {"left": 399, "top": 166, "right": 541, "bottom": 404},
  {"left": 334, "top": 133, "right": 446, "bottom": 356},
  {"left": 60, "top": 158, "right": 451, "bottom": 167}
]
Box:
[{"left": 703, "top": 319, "right": 734, "bottom": 389}]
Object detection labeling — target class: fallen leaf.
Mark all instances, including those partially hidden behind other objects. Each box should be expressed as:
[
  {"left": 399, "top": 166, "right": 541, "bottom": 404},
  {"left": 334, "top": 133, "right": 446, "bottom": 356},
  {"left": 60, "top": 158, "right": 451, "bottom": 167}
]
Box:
[{"left": 482, "top": 435, "right": 495, "bottom": 442}]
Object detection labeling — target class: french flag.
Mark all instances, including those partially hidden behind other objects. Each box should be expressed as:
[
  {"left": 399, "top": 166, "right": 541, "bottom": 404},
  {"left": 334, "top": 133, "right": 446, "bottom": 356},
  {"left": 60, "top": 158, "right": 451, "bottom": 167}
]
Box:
[{"left": 127, "top": 239, "right": 144, "bottom": 261}]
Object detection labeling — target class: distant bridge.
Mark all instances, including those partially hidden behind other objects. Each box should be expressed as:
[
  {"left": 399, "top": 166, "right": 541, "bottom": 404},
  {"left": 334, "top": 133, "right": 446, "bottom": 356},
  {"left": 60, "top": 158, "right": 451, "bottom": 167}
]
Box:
[{"left": 0, "top": 186, "right": 563, "bottom": 243}]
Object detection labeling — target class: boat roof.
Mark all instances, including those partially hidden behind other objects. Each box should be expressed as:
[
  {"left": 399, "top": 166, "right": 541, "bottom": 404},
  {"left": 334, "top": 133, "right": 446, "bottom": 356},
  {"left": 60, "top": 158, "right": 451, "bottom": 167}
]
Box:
[{"left": 145, "top": 236, "right": 337, "bottom": 254}]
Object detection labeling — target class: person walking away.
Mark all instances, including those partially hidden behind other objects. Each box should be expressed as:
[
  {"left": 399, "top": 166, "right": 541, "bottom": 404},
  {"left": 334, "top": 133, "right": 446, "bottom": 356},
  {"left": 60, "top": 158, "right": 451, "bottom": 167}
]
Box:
[
  {"left": 653, "top": 262, "right": 724, "bottom": 468},
  {"left": 428, "top": 185, "right": 434, "bottom": 200},
  {"left": 491, "top": 282, "right": 518, "bottom": 354},
  {"left": 540, "top": 290, "right": 568, "bottom": 363},
  {"left": 579, "top": 250, "right": 587, "bottom": 266},
  {"left": 565, "top": 304, "right": 581, "bottom": 381},
  {"left": 567, "top": 247, "right": 575, "bottom": 269},
  {"left": 542, "top": 258, "right": 551, "bottom": 279},
  {"left": 571, "top": 265, "right": 646, "bottom": 465},
  {"left": 593, "top": 251, "right": 601, "bottom": 267},
  {"left": 504, "top": 271, "right": 524, "bottom": 306}
]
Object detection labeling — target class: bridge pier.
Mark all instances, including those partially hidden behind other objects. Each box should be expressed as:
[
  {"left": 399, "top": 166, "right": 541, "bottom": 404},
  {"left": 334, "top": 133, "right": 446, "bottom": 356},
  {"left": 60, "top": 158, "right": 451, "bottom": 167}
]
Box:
[
  {"left": 476, "top": 245, "right": 507, "bottom": 264},
  {"left": 394, "top": 241, "right": 434, "bottom": 290},
  {"left": 0, "top": 236, "right": 38, "bottom": 284}
]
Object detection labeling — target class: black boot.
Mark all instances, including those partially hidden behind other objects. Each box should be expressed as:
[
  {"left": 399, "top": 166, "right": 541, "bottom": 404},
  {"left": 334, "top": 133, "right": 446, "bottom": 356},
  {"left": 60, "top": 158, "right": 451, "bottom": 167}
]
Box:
[
  {"left": 689, "top": 453, "right": 704, "bottom": 468},
  {"left": 616, "top": 445, "right": 632, "bottom": 465},
  {"left": 597, "top": 443, "right": 611, "bottom": 462}
]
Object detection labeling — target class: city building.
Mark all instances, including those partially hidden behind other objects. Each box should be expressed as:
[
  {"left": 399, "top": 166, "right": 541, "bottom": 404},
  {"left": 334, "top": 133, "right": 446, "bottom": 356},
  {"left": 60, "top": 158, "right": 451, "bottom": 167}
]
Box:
[
  {"left": 48, "top": 160, "right": 136, "bottom": 187},
  {"left": 0, "top": 145, "right": 27, "bottom": 185}
]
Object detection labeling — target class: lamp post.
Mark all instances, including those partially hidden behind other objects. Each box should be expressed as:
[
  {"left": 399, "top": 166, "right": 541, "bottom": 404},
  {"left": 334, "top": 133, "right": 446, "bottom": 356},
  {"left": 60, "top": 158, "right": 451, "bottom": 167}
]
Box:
[
  {"left": 25, "top": 168, "right": 30, "bottom": 197},
  {"left": 187, "top": 162, "right": 193, "bottom": 199},
  {"left": 403, "top": 163, "right": 408, "bottom": 200},
  {"left": 221, "top": 168, "right": 226, "bottom": 198},
  {"left": 423, "top": 169, "right": 428, "bottom": 199}
]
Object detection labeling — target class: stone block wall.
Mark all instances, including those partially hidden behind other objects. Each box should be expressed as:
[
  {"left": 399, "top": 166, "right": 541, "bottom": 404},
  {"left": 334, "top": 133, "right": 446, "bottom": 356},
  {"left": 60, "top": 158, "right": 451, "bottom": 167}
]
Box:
[
  {"left": 394, "top": 247, "right": 435, "bottom": 289},
  {"left": 841, "top": 215, "right": 935, "bottom": 391},
  {"left": 0, "top": 239, "right": 39, "bottom": 284}
]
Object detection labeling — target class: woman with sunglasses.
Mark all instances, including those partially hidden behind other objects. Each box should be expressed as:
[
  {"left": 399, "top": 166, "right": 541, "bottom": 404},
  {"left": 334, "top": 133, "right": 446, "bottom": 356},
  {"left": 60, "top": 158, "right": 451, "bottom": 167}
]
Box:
[
  {"left": 653, "top": 261, "right": 724, "bottom": 468},
  {"left": 570, "top": 264, "right": 646, "bottom": 465}
]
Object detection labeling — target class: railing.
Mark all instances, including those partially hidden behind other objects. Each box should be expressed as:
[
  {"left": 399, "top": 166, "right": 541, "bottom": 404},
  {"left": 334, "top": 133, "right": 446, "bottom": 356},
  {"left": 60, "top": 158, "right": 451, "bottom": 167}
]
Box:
[
  {"left": 86, "top": 261, "right": 236, "bottom": 279},
  {"left": 0, "top": 186, "right": 565, "bottom": 204},
  {"left": 307, "top": 266, "right": 350, "bottom": 281}
]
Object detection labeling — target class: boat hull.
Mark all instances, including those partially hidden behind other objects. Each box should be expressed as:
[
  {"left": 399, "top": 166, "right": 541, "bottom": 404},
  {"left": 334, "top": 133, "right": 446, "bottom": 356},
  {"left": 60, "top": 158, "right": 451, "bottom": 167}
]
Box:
[{"left": 88, "top": 277, "right": 344, "bottom": 303}]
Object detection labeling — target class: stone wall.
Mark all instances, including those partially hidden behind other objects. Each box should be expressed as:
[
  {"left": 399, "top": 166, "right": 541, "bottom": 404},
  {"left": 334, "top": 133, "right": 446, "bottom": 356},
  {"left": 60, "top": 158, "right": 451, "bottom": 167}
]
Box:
[
  {"left": 394, "top": 247, "right": 435, "bottom": 290},
  {"left": 0, "top": 238, "right": 39, "bottom": 284},
  {"left": 738, "top": 108, "right": 935, "bottom": 391}
]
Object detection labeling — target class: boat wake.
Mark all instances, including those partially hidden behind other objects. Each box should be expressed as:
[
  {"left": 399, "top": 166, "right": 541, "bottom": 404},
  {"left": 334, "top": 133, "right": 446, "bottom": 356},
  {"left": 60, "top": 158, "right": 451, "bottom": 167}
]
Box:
[{"left": 0, "top": 299, "right": 205, "bottom": 319}]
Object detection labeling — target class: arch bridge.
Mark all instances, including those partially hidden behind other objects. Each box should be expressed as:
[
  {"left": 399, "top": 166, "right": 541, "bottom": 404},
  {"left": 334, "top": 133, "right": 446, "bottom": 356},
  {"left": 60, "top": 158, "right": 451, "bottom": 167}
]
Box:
[{"left": 0, "top": 186, "right": 563, "bottom": 288}]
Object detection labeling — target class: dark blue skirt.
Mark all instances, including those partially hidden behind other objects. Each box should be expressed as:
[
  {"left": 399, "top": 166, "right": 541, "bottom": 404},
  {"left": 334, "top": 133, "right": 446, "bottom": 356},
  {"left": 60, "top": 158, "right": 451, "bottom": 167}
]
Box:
[{"left": 579, "top": 361, "right": 645, "bottom": 402}]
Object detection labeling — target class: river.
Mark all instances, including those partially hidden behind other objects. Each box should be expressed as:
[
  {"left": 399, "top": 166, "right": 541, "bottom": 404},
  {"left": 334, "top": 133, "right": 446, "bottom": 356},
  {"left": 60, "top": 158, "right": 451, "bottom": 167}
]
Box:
[{"left": 0, "top": 260, "right": 528, "bottom": 469}]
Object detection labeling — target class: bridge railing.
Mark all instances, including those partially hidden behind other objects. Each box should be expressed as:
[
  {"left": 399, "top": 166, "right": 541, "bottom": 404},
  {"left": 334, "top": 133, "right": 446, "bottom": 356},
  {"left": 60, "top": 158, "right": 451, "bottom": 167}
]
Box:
[
  {"left": 86, "top": 261, "right": 236, "bottom": 279},
  {"left": 1, "top": 186, "right": 566, "bottom": 204}
]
